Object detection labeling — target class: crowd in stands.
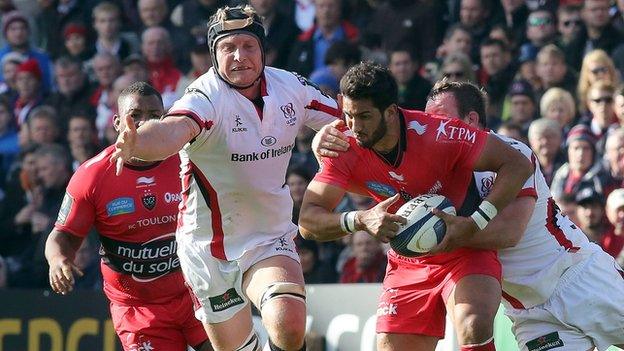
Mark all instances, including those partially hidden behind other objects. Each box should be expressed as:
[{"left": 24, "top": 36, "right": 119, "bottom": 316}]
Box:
[{"left": 1, "top": 0, "right": 624, "bottom": 289}]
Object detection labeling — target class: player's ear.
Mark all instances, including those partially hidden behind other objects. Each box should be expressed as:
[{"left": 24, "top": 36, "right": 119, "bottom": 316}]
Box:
[
  {"left": 112, "top": 115, "right": 121, "bottom": 133},
  {"left": 385, "top": 103, "right": 398, "bottom": 119},
  {"left": 464, "top": 111, "right": 479, "bottom": 127}
]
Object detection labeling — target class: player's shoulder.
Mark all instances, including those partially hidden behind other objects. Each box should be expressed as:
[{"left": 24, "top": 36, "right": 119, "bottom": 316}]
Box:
[
  {"left": 268, "top": 66, "right": 318, "bottom": 91},
  {"left": 77, "top": 146, "right": 115, "bottom": 175},
  {"left": 490, "top": 132, "right": 533, "bottom": 157}
]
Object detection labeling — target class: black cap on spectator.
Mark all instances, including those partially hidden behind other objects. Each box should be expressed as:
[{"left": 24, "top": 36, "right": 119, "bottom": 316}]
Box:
[
  {"left": 508, "top": 79, "right": 535, "bottom": 102},
  {"left": 2, "top": 11, "right": 28, "bottom": 36},
  {"left": 575, "top": 186, "right": 604, "bottom": 206}
]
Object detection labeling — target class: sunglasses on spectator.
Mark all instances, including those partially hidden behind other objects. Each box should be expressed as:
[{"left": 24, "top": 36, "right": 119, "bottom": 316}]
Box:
[
  {"left": 591, "top": 96, "right": 613, "bottom": 104},
  {"left": 563, "top": 19, "right": 582, "bottom": 27},
  {"left": 528, "top": 17, "right": 553, "bottom": 26},
  {"left": 444, "top": 71, "right": 464, "bottom": 79},
  {"left": 590, "top": 66, "right": 608, "bottom": 75}
]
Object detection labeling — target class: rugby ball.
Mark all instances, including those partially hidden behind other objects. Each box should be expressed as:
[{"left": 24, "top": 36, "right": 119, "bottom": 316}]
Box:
[{"left": 390, "top": 194, "right": 456, "bottom": 257}]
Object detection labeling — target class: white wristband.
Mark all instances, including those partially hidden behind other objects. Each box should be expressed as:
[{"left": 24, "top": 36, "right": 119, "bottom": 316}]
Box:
[
  {"left": 470, "top": 201, "right": 498, "bottom": 231},
  {"left": 340, "top": 212, "right": 349, "bottom": 233},
  {"left": 346, "top": 211, "right": 357, "bottom": 232}
]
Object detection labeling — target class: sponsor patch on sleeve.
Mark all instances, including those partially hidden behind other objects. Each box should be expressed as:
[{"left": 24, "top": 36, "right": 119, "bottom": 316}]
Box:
[
  {"left": 526, "top": 332, "right": 564, "bottom": 351},
  {"left": 56, "top": 192, "right": 74, "bottom": 225}
]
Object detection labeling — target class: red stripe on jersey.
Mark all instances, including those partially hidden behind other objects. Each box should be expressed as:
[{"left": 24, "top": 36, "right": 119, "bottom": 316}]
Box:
[
  {"left": 167, "top": 109, "right": 214, "bottom": 131},
  {"left": 502, "top": 290, "right": 526, "bottom": 309},
  {"left": 306, "top": 99, "right": 341, "bottom": 117},
  {"left": 178, "top": 163, "right": 192, "bottom": 230},
  {"left": 517, "top": 188, "right": 538, "bottom": 198},
  {"left": 190, "top": 162, "right": 226, "bottom": 259},
  {"left": 546, "top": 197, "right": 580, "bottom": 252},
  {"left": 185, "top": 281, "right": 203, "bottom": 311}
]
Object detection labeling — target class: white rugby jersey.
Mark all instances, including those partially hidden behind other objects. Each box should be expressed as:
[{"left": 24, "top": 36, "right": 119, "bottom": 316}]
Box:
[
  {"left": 475, "top": 133, "right": 600, "bottom": 309},
  {"left": 169, "top": 67, "right": 338, "bottom": 260}
]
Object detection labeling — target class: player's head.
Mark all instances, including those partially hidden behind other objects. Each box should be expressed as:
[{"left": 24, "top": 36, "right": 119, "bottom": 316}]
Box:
[
  {"left": 207, "top": 5, "right": 265, "bottom": 89},
  {"left": 339, "top": 61, "right": 398, "bottom": 149},
  {"left": 114, "top": 81, "right": 163, "bottom": 132},
  {"left": 426, "top": 79, "right": 487, "bottom": 129}
]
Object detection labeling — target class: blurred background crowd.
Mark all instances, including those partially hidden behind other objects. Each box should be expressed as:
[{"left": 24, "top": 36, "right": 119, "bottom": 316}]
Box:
[{"left": 1, "top": 0, "right": 624, "bottom": 291}]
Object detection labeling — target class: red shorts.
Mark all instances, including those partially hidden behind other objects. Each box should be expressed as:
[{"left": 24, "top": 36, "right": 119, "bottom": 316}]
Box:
[
  {"left": 110, "top": 291, "right": 208, "bottom": 351},
  {"left": 376, "top": 248, "right": 501, "bottom": 338}
]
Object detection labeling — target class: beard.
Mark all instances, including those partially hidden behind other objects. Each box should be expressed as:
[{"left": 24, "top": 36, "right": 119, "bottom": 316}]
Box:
[{"left": 356, "top": 117, "right": 387, "bottom": 149}]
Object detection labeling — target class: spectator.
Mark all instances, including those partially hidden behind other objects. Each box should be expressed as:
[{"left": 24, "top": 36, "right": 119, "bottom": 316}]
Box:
[
  {"left": 290, "top": 124, "right": 318, "bottom": 173},
  {"left": 0, "top": 51, "right": 25, "bottom": 100},
  {"left": 567, "top": 0, "right": 623, "bottom": 70},
  {"left": 435, "top": 24, "right": 473, "bottom": 66},
  {"left": 575, "top": 185, "right": 609, "bottom": 244},
  {"left": 535, "top": 44, "right": 578, "bottom": 99},
  {"left": 605, "top": 189, "right": 624, "bottom": 262},
  {"left": 66, "top": 114, "right": 99, "bottom": 170},
  {"left": 309, "top": 40, "right": 361, "bottom": 99},
  {"left": 249, "top": 0, "right": 300, "bottom": 69},
  {"left": 388, "top": 45, "right": 431, "bottom": 111},
  {"left": 141, "top": 26, "right": 182, "bottom": 109},
  {"left": 175, "top": 44, "right": 212, "bottom": 97},
  {"left": 601, "top": 128, "right": 624, "bottom": 195},
  {"left": 90, "top": 53, "right": 121, "bottom": 139},
  {"left": 339, "top": 231, "right": 386, "bottom": 284},
  {"left": 500, "top": 0, "right": 529, "bottom": 42},
  {"left": 478, "top": 38, "right": 515, "bottom": 119},
  {"left": 0, "top": 96, "right": 17, "bottom": 177},
  {"left": 580, "top": 81, "right": 617, "bottom": 155},
  {"left": 496, "top": 120, "right": 528, "bottom": 144},
  {"left": 121, "top": 53, "right": 149, "bottom": 82},
  {"left": 557, "top": 5, "right": 583, "bottom": 47},
  {"left": 60, "top": 23, "right": 92, "bottom": 63},
  {"left": 366, "top": 0, "right": 444, "bottom": 64},
  {"left": 287, "top": 166, "right": 312, "bottom": 225},
  {"left": 138, "top": 0, "right": 189, "bottom": 69},
  {"left": 171, "top": 0, "right": 225, "bottom": 47},
  {"left": 459, "top": 0, "right": 497, "bottom": 61},
  {"left": 437, "top": 52, "right": 477, "bottom": 84},
  {"left": 27, "top": 105, "right": 60, "bottom": 146},
  {"left": 540, "top": 87, "right": 577, "bottom": 136},
  {"left": 0, "top": 11, "right": 53, "bottom": 93},
  {"left": 295, "top": 235, "right": 337, "bottom": 284},
  {"left": 552, "top": 124, "right": 608, "bottom": 199},
  {"left": 287, "top": 0, "right": 359, "bottom": 78},
  {"left": 504, "top": 79, "right": 537, "bottom": 135},
  {"left": 45, "top": 57, "right": 94, "bottom": 133},
  {"left": 528, "top": 118, "right": 565, "bottom": 186},
  {"left": 577, "top": 50, "right": 619, "bottom": 114},
  {"left": 8, "top": 144, "right": 71, "bottom": 288},
  {"left": 90, "top": 2, "right": 133, "bottom": 61},
  {"left": 13, "top": 58, "right": 43, "bottom": 127},
  {"left": 556, "top": 192, "right": 580, "bottom": 225},
  {"left": 520, "top": 9, "right": 557, "bottom": 62},
  {"left": 34, "top": 0, "right": 87, "bottom": 59},
  {"left": 614, "top": 84, "right": 624, "bottom": 129}
]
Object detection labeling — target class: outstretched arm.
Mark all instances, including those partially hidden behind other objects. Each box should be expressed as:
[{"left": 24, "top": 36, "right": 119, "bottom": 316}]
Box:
[{"left": 111, "top": 115, "right": 200, "bottom": 174}]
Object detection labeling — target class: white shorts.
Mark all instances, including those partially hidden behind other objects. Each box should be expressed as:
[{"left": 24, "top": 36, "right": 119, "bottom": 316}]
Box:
[
  {"left": 506, "top": 250, "right": 624, "bottom": 351},
  {"left": 178, "top": 234, "right": 301, "bottom": 324}
]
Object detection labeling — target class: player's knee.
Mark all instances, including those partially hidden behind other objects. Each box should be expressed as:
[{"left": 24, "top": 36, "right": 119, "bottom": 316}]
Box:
[
  {"left": 265, "top": 309, "right": 306, "bottom": 346},
  {"left": 454, "top": 312, "right": 494, "bottom": 344}
]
